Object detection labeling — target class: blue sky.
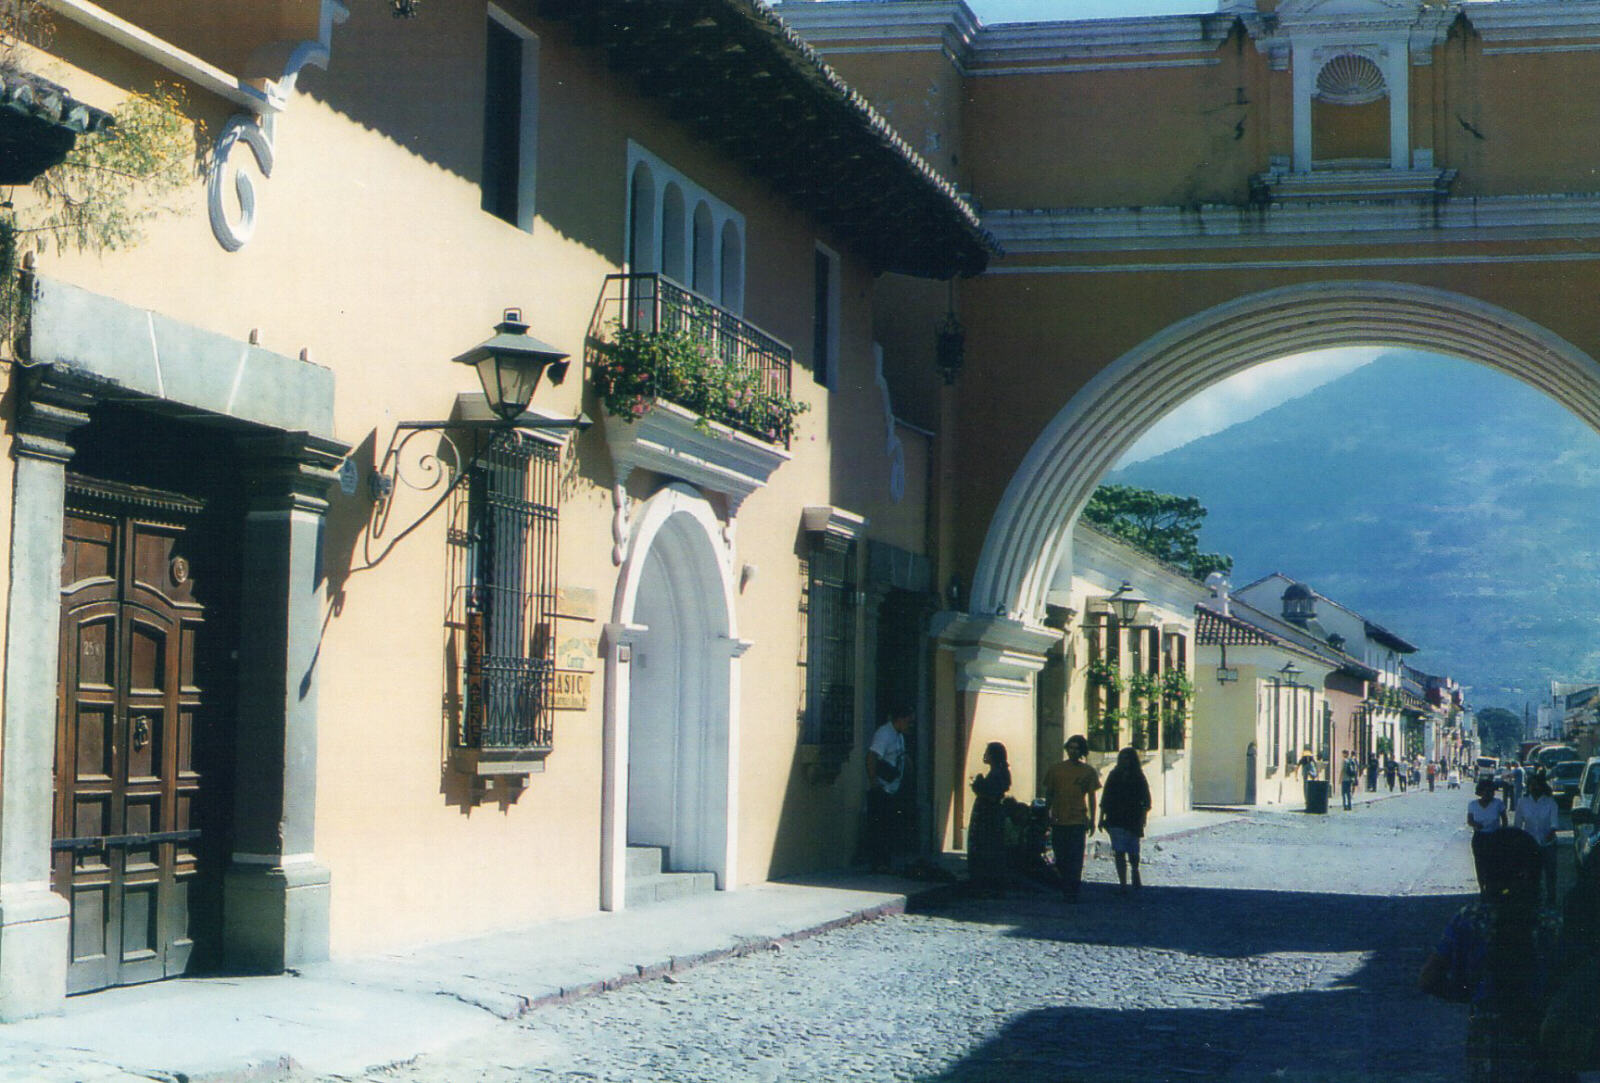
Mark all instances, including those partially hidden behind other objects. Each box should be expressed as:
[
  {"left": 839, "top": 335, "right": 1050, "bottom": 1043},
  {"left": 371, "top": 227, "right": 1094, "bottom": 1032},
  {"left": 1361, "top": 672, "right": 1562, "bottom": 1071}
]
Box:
[
  {"left": 968, "top": 1, "right": 1215, "bottom": 21},
  {"left": 1116, "top": 350, "right": 1382, "bottom": 465}
]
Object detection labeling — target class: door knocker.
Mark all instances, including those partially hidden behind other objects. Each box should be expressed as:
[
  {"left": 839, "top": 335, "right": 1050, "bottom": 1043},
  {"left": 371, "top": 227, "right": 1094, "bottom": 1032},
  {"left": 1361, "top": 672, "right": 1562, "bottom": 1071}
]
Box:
[{"left": 132, "top": 716, "right": 151, "bottom": 753}]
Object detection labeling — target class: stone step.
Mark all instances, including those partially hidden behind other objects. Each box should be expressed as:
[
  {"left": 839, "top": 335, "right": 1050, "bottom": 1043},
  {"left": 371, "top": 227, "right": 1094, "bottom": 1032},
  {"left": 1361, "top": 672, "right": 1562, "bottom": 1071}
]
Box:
[
  {"left": 625, "top": 870, "right": 717, "bottom": 909},
  {"left": 626, "top": 845, "right": 667, "bottom": 879}
]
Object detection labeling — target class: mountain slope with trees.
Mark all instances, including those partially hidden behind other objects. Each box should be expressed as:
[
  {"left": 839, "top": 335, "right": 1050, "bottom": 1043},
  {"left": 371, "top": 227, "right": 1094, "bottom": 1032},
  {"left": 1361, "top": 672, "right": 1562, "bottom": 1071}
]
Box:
[{"left": 1108, "top": 351, "right": 1600, "bottom": 710}]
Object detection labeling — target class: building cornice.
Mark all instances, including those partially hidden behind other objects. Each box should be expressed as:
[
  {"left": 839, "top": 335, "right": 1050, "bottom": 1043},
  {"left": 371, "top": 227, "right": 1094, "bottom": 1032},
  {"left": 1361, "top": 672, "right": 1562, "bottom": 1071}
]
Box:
[
  {"left": 782, "top": 1, "right": 1600, "bottom": 72},
  {"left": 984, "top": 193, "right": 1600, "bottom": 256}
]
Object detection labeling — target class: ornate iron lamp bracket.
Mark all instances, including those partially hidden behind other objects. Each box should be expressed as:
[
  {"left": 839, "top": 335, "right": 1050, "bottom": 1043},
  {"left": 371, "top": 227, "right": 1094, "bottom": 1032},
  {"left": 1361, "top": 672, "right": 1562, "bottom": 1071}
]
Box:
[{"left": 368, "top": 415, "right": 588, "bottom": 543}]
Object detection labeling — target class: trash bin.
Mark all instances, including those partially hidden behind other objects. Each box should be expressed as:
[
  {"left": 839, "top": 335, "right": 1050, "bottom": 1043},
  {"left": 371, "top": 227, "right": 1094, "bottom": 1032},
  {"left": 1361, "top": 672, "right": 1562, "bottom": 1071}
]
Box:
[{"left": 1304, "top": 779, "right": 1330, "bottom": 814}]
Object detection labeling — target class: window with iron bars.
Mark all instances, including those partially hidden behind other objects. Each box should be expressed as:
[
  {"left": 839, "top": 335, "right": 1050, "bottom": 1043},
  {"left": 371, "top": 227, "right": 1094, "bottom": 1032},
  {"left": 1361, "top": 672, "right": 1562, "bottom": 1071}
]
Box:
[
  {"left": 447, "top": 434, "right": 560, "bottom": 757},
  {"left": 800, "top": 533, "right": 857, "bottom": 766}
]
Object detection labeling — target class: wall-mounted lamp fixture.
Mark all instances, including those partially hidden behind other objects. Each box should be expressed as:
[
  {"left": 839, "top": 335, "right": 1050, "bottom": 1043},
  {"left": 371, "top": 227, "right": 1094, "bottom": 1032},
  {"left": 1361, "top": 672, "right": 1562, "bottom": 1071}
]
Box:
[
  {"left": 1216, "top": 666, "right": 1239, "bottom": 684},
  {"left": 1105, "top": 581, "right": 1147, "bottom": 625},
  {"left": 369, "top": 309, "right": 589, "bottom": 541}
]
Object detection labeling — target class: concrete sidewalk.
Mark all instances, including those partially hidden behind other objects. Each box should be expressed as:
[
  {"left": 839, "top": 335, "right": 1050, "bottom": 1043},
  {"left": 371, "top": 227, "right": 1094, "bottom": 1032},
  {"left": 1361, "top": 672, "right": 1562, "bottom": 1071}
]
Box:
[{"left": 0, "top": 811, "right": 1243, "bottom": 1083}]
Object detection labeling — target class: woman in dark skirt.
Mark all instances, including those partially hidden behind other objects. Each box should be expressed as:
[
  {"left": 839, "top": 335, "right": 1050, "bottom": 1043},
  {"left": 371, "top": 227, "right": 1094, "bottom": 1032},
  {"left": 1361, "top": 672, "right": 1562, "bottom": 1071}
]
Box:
[
  {"left": 968, "top": 742, "right": 1011, "bottom": 896},
  {"left": 1100, "top": 746, "right": 1152, "bottom": 893}
]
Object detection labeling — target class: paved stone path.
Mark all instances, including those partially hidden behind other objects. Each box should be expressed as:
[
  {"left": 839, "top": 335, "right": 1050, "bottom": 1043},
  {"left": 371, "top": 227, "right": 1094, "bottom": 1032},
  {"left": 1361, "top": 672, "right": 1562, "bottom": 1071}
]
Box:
[{"left": 318, "top": 792, "right": 1480, "bottom": 1083}]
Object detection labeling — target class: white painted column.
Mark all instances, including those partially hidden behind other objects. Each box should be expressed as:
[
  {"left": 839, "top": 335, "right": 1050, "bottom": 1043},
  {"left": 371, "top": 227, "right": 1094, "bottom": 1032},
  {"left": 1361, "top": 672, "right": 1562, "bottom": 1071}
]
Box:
[
  {"left": 1292, "top": 42, "right": 1315, "bottom": 171},
  {"left": 1383, "top": 44, "right": 1410, "bottom": 169}
]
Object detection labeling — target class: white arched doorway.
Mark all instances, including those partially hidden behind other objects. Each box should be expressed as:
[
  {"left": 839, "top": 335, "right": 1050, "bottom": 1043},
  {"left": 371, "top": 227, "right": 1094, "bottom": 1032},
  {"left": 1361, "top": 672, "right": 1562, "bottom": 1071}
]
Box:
[
  {"left": 601, "top": 484, "right": 744, "bottom": 910},
  {"left": 969, "top": 281, "right": 1600, "bottom": 625}
]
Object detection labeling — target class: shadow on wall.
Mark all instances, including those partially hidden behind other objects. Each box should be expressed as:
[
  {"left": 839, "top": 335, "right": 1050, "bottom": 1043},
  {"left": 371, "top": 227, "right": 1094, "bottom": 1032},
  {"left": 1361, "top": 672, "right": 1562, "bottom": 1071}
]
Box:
[
  {"left": 910, "top": 883, "right": 1472, "bottom": 1082},
  {"left": 295, "top": 6, "right": 622, "bottom": 266}
]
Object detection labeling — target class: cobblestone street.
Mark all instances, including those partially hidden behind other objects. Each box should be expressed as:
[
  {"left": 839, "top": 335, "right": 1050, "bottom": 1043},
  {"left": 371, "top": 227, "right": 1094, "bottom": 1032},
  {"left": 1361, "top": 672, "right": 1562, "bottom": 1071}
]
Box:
[{"left": 309, "top": 792, "right": 1480, "bottom": 1083}]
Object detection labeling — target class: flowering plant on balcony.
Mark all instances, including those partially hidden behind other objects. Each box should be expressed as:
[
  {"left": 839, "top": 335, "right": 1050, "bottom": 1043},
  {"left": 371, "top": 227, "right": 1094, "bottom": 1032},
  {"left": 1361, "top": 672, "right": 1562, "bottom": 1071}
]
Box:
[{"left": 594, "top": 324, "right": 808, "bottom": 445}]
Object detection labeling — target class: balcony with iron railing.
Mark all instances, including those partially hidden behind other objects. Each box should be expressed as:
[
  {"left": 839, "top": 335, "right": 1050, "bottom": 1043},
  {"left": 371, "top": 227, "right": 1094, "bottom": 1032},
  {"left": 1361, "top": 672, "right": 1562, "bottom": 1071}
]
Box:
[{"left": 591, "top": 272, "right": 801, "bottom": 448}]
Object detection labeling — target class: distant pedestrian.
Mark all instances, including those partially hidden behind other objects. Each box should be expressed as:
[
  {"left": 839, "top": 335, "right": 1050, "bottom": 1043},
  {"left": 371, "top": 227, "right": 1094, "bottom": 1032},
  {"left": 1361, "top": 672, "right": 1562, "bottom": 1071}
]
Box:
[
  {"left": 1341, "top": 753, "right": 1359, "bottom": 810},
  {"left": 864, "top": 706, "right": 912, "bottom": 873},
  {"left": 1428, "top": 761, "right": 1437, "bottom": 792},
  {"left": 1386, "top": 758, "right": 1398, "bottom": 792},
  {"left": 1514, "top": 776, "right": 1561, "bottom": 906},
  {"left": 1043, "top": 734, "right": 1100, "bottom": 904},
  {"left": 1368, "top": 755, "right": 1380, "bottom": 792},
  {"left": 1099, "top": 747, "right": 1151, "bottom": 894},
  {"left": 1399, "top": 761, "right": 1409, "bottom": 792},
  {"left": 1420, "top": 828, "right": 1566, "bottom": 1083},
  {"left": 1468, "top": 777, "right": 1509, "bottom": 891},
  {"left": 967, "top": 741, "right": 1011, "bottom": 896},
  {"left": 1511, "top": 763, "right": 1526, "bottom": 813}
]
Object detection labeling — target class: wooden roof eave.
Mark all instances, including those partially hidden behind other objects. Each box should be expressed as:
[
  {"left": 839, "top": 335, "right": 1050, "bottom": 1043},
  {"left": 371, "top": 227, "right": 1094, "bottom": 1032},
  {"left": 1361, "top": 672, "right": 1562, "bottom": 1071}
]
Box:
[{"left": 535, "top": 0, "right": 996, "bottom": 279}]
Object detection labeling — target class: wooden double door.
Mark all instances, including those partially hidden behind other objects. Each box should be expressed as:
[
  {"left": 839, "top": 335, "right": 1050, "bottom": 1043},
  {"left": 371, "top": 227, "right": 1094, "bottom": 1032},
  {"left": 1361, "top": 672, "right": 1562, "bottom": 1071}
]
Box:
[{"left": 51, "top": 478, "right": 223, "bottom": 993}]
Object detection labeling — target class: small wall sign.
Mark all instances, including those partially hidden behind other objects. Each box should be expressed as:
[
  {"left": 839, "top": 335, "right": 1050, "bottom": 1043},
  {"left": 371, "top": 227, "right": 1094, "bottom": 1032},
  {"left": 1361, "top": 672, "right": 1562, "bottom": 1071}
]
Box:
[
  {"left": 552, "top": 669, "right": 591, "bottom": 710},
  {"left": 556, "top": 586, "right": 597, "bottom": 621}
]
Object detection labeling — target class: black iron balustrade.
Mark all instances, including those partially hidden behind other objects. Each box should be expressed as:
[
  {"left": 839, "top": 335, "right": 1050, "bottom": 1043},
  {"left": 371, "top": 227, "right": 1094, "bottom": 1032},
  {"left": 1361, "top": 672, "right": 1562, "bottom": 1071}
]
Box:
[{"left": 599, "top": 271, "right": 794, "bottom": 421}]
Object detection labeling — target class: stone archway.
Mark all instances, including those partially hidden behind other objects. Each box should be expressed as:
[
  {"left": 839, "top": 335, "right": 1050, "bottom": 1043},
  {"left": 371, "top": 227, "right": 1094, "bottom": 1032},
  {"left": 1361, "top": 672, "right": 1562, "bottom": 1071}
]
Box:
[
  {"left": 600, "top": 484, "right": 746, "bottom": 911},
  {"left": 969, "top": 280, "right": 1600, "bottom": 626}
]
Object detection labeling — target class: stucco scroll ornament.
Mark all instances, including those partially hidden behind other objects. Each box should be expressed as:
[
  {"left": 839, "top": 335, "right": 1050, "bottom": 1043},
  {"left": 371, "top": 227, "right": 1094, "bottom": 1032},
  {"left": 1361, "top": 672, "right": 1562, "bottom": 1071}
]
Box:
[
  {"left": 206, "top": 1, "right": 350, "bottom": 251},
  {"left": 207, "top": 113, "right": 276, "bottom": 252}
]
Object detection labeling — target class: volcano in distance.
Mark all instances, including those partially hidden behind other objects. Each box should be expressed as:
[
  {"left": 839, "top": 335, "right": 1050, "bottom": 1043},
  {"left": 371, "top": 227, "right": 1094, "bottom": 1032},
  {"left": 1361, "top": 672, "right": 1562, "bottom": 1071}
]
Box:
[{"left": 1107, "top": 350, "right": 1600, "bottom": 712}]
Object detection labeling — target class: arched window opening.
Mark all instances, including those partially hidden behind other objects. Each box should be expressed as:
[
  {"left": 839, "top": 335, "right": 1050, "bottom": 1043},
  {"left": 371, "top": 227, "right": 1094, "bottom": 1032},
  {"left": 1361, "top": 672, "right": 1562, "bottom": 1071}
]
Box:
[
  {"left": 628, "top": 163, "right": 656, "bottom": 273},
  {"left": 661, "top": 184, "right": 687, "bottom": 286},
  {"left": 719, "top": 221, "right": 743, "bottom": 315},
  {"left": 692, "top": 202, "right": 715, "bottom": 297}
]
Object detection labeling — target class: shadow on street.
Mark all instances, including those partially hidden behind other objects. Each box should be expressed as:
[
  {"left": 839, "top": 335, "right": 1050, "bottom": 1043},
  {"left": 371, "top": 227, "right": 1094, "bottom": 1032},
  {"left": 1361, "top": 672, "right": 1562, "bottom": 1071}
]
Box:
[{"left": 911, "top": 882, "right": 1474, "bottom": 1082}]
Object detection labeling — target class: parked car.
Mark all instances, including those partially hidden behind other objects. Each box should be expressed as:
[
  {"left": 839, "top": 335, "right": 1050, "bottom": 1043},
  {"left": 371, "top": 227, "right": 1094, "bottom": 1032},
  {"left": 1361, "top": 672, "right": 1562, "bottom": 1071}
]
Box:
[
  {"left": 1572, "top": 762, "right": 1600, "bottom": 871},
  {"left": 1475, "top": 756, "right": 1500, "bottom": 782},
  {"left": 1532, "top": 744, "right": 1580, "bottom": 772},
  {"left": 1549, "top": 759, "right": 1587, "bottom": 810}
]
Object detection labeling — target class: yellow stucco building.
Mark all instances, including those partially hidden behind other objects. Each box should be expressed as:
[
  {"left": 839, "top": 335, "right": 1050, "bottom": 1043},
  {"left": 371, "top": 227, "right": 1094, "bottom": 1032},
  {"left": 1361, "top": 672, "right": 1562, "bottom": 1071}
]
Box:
[{"left": 0, "top": 0, "right": 989, "bottom": 1017}]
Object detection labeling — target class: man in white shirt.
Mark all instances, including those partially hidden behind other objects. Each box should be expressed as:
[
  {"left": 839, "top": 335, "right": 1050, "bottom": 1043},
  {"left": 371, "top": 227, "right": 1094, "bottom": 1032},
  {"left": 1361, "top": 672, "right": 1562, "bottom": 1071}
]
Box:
[
  {"left": 1514, "top": 776, "right": 1561, "bottom": 904},
  {"left": 864, "top": 706, "right": 912, "bottom": 873}
]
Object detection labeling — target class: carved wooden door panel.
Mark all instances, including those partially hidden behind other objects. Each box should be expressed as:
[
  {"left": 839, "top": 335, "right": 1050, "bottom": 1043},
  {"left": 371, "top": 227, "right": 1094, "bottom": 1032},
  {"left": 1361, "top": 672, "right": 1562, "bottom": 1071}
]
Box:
[{"left": 53, "top": 481, "right": 207, "bottom": 993}]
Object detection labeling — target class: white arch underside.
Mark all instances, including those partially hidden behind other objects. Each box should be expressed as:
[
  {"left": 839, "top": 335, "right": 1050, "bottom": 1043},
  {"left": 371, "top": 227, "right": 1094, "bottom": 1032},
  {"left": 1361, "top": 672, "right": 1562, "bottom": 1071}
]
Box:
[{"left": 972, "top": 280, "right": 1600, "bottom": 622}]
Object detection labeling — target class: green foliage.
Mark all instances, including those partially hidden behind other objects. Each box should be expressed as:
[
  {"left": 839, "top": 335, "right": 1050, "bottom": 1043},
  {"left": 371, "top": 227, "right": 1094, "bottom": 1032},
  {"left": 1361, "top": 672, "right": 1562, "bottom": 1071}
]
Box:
[
  {"left": 594, "top": 324, "right": 809, "bottom": 446},
  {"left": 1376, "top": 736, "right": 1394, "bottom": 757},
  {"left": 1082, "top": 483, "right": 1233, "bottom": 582},
  {"left": 1475, "top": 707, "right": 1524, "bottom": 758},
  {"left": 1127, "top": 671, "right": 1157, "bottom": 701},
  {"left": 26, "top": 84, "right": 196, "bottom": 255},
  {"left": 1090, "top": 710, "right": 1120, "bottom": 753},
  {"left": 1085, "top": 658, "right": 1123, "bottom": 694},
  {"left": 1162, "top": 671, "right": 1195, "bottom": 700},
  {"left": 2, "top": 81, "right": 196, "bottom": 347}
]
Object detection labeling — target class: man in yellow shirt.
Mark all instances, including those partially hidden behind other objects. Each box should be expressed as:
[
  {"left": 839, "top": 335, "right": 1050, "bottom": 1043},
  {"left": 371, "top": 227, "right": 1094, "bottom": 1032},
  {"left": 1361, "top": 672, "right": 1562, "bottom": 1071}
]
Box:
[{"left": 1043, "top": 734, "right": 1100, "bottom": 903}]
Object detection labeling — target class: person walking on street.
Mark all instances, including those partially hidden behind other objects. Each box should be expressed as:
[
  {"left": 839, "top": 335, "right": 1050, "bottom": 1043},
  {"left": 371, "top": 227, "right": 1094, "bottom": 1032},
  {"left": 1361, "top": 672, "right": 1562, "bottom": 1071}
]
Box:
[
  {"left": 1419, "top": 828, "right": 1565, "bottom": 1083},
  {"left": 1428, "top": 761, "right": 1437, "bottom": 792},
  {"left": 1514, "top": 775, "right": 1561, "bottom": 906},
  {"left": 1368, "top": 754, "right": 1380, "bottom": 793},
  {"left": 1044, "top": 734, "right": 1100, "bottom": 904},
  {"left": 1385, "top": 757, "right": 1398, "bottom": 792},
  {"left": 1341, "top": 753, "right": 1359, "bottom": 810},
  {"left": 864, "top": 706, "right": 912, "bottom": 873},
  {"left": 967, "top": 742, "right": 1011, "bottom": 896},
  {"left": 1510, "top": 762, "right": 1526, "bottom": 814},
  {"left": 1468, "top": 777, "right": 1509, "bottom": 892},
  {"left": 1099, "top": 747, "right": 1151, "bottom": 894}
]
